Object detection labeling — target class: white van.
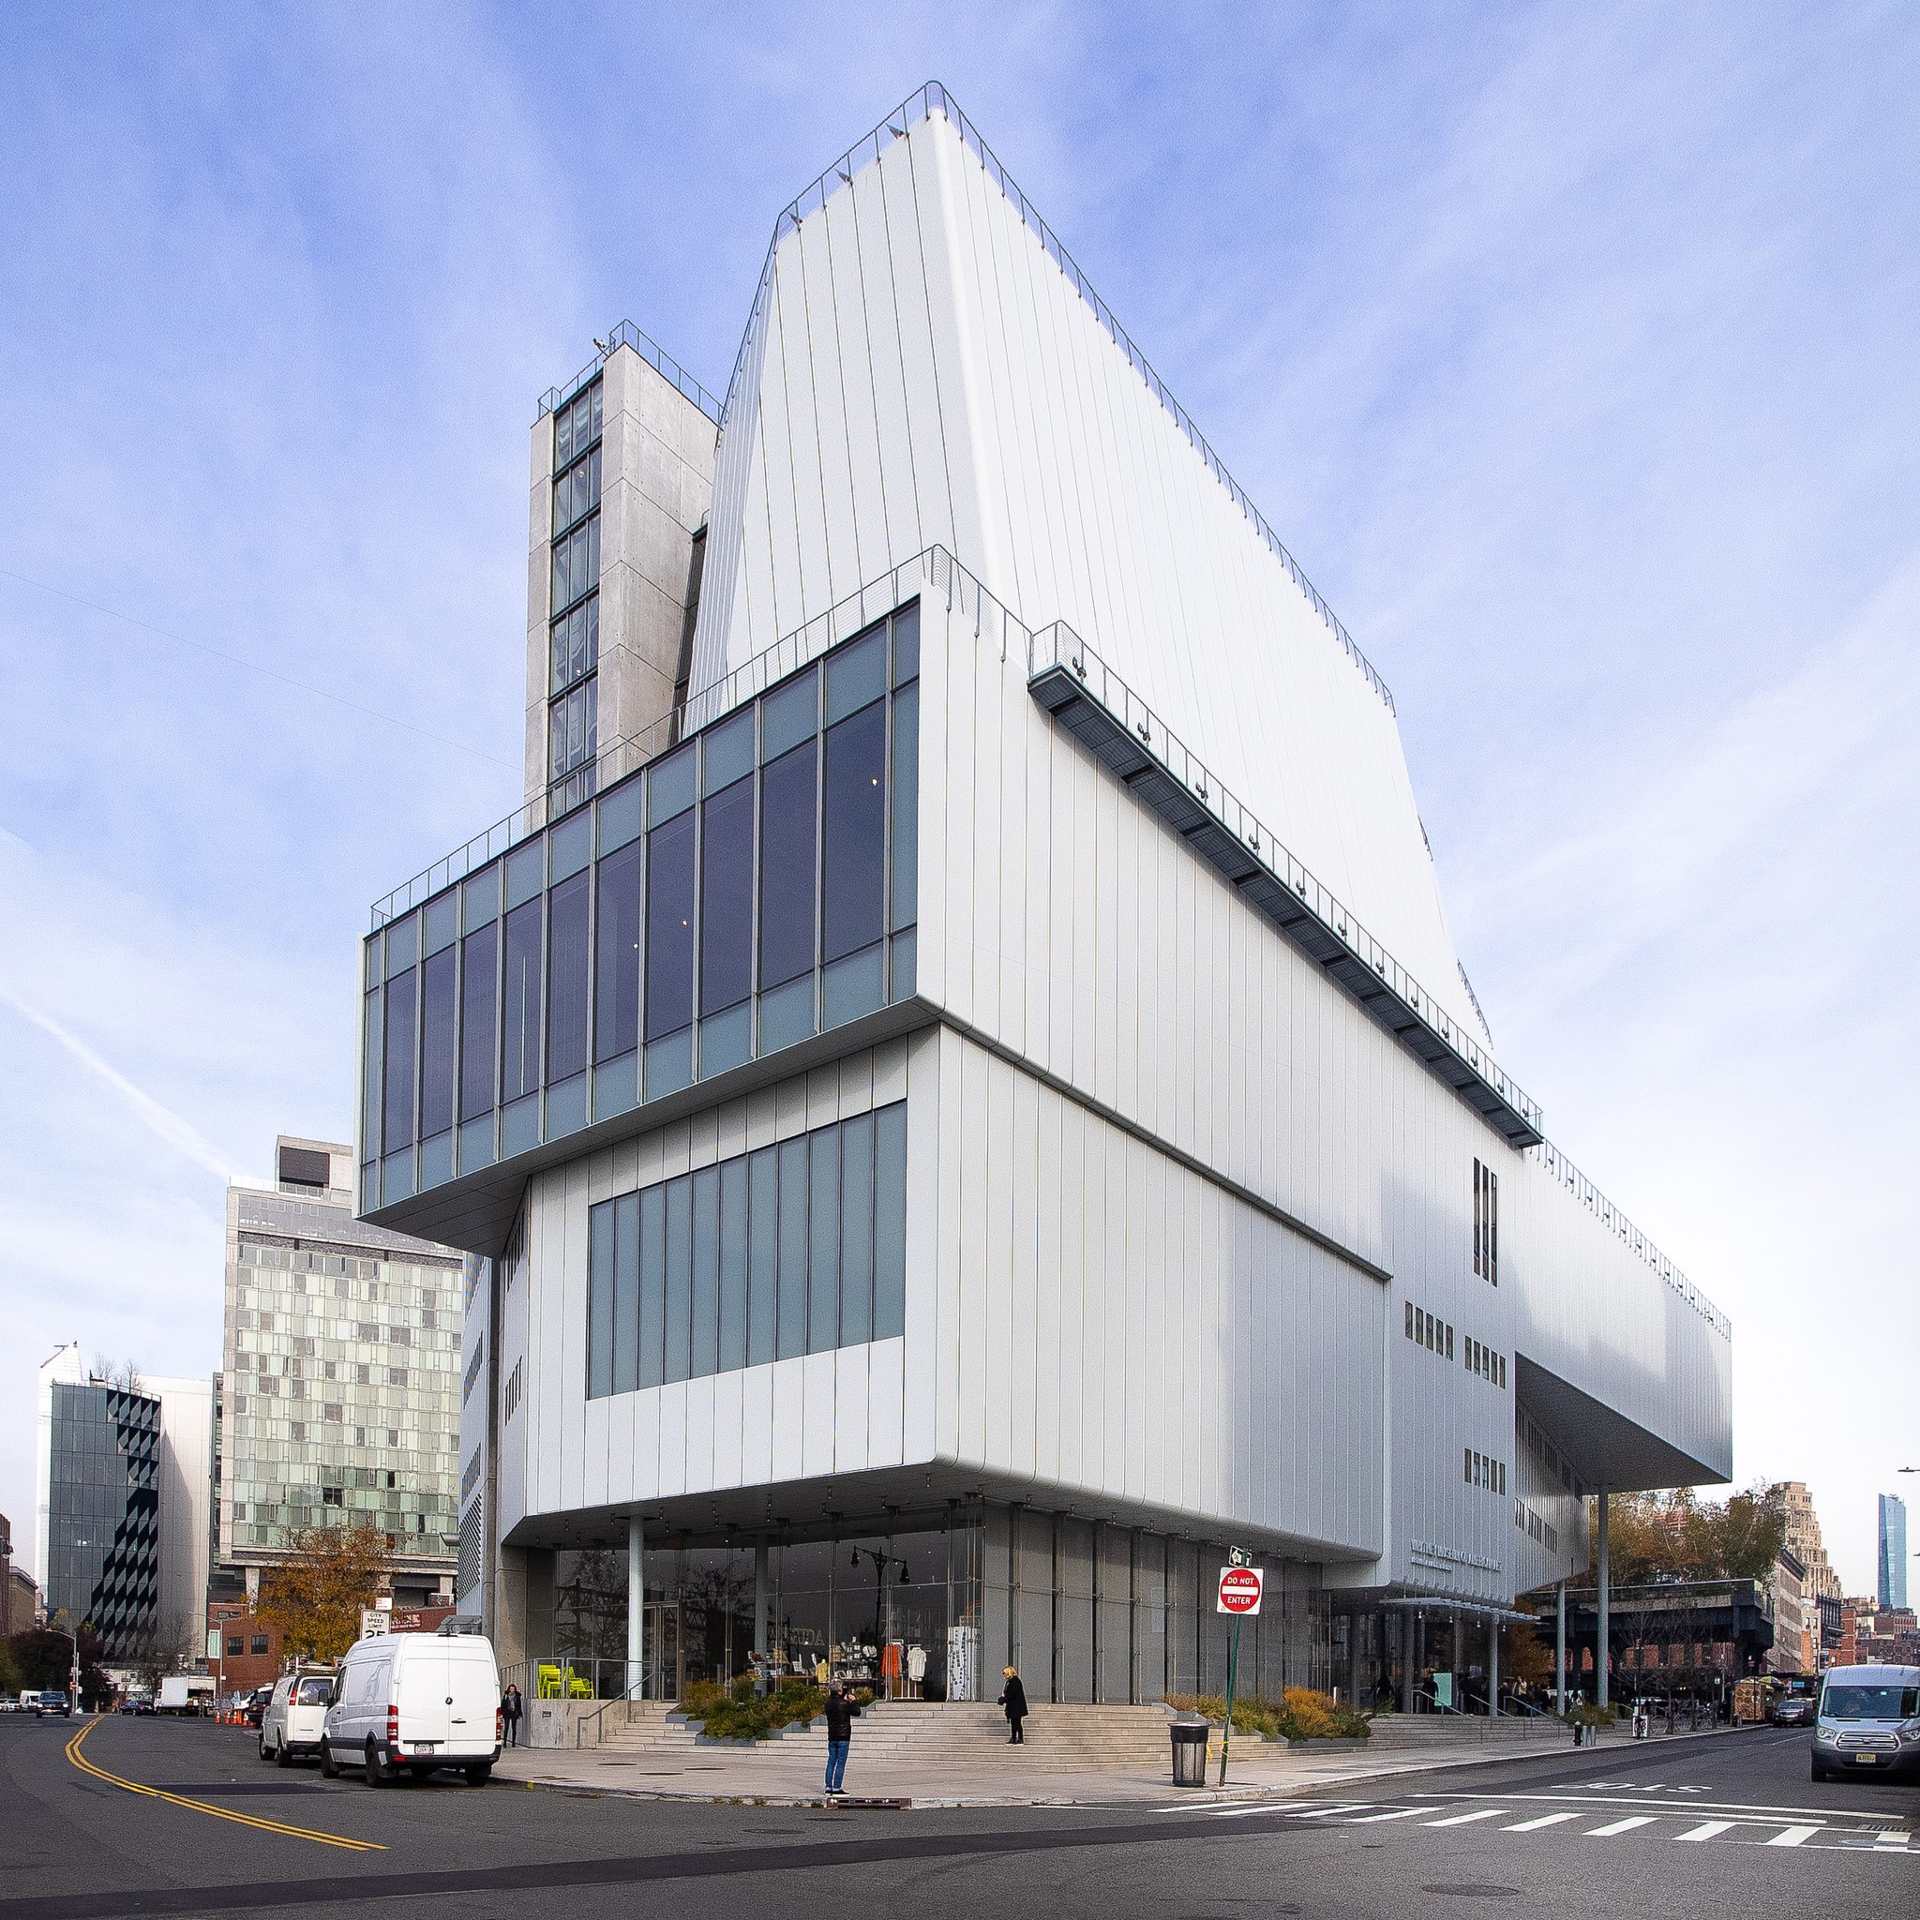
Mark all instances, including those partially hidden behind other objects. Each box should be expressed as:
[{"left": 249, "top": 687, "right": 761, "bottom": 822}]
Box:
[
  {"left": 1811, "top": 1663, "right": 1920, "bottom": 1781},
  {"left": 257, "top": 1667, "right": 337, "bottom": 1766},
  {"left": 320, "top": 1630, "right": 500, "bottom": 1786}
]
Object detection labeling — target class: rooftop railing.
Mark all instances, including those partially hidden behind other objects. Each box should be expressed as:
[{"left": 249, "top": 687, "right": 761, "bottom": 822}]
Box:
[
  {"left": 714, "top": 80, "right": 1396, "bottom": 714},
  {"left": 368, "top": 549, "right": 949, "bottom": 928},
  {"left": 371, "top": 543, "right": 1726, "bottom": 1340},
  {"left": 537, "top": 319, "right": 722, "bottom": 427}
]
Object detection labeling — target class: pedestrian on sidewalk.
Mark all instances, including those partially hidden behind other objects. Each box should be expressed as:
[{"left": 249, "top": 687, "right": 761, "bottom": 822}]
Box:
[
  {"left": 823, "top": 1681, "right": 861, "bottom": 1796},
  {"left": 501, "top": 1683, "right": 523, "bottom": 1748},
  {"left": 998, "top": 1666, "right": 1029, "bottom": 1744}
]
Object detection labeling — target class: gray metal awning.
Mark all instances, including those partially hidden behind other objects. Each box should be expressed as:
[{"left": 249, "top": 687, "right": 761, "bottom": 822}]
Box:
[{"left": 1378, "top": 1596, "right": 1540, "bottom": 1625}]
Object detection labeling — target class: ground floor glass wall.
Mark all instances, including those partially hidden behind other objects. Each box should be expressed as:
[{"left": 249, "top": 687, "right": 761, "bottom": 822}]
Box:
[{"left": 536, "top": 1499, "right": 1327, "bottom": 1705}]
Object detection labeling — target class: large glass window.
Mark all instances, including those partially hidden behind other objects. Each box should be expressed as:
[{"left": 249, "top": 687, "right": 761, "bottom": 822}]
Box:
[
  {"left": 594, "top": 841, "right": 641, "bottom": 1062},
  {"left": 500, "top": 899, "right": 543, "bottom": 1103},
  {"left": 700, "top": 776, "right": 755, "bottom": 1015},
  {"left": 550, "top": 678, "right": 598, "bottom": 785},
  {"left": 645, "top": 812, "right": 695, "bottom": 1042},
  {"left": 553, "top": 444, "right": 602, "bottom": 536},
  {"left": 822, "top": 703, "right": 886, "bottom": 962},
  {"left": 545, "top": 871, "right": 590, "bottom": 1082},
  {"left": 458, "top": 921, "right": 497, "bottom": 1118},
  {"left": 551, "top": 598, "right": 598, "bottom": 694},
  {"left": 586, "top": 1103, "right": 909, "bottom": 1399},
  {"left": 758, "top": 742, "right": 816, "bottom": 989},
  {"left": 382, "top": 968, "right": 416, "bottom": 1148},
  {"left": 890, "top": 683, "right": 918, "bottom": 931},
  {"left": 550, "top": 514, "right": 600, "bottom": 614},
  {"left": 419, "top": 947, "right": 456, "bottom": 1138}
]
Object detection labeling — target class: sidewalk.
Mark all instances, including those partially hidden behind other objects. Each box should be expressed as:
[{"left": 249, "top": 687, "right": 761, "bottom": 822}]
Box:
[{"left": 495, "top": 1720, "right": 1759, "bottom": 1810}]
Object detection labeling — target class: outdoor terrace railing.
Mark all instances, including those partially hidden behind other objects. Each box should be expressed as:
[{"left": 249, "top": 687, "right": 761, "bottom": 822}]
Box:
[{"left": 537, "top": 319, "right": 722, "bottom": 427}]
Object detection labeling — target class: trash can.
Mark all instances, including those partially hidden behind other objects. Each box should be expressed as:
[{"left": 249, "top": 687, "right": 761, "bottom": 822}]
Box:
[{"left": 1170, "top": 1721, "right": 1209, "bottom": 1787}]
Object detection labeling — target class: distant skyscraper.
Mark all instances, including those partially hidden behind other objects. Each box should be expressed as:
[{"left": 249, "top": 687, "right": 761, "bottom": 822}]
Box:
[
  {"left": 1880, "top": 1493, "right": 1909, "bottom": 1610},
  {"left": 34, "top": 1344, "right": 212, "bottom": 1662},
  {"left": 214, "top": 1137, "right": 463, "bottom": 1611}
]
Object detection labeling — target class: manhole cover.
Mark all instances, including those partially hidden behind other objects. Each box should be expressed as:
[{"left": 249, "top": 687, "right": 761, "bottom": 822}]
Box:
[{"left": 1422, "top": 1888, "right": 1519, "bottom": 1900}]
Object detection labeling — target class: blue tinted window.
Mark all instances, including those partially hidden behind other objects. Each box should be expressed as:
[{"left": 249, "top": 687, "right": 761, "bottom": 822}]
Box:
[
  {"left": 638, "top": 1186, "right": 666, "bottom": 1389},
  {"left": 595, "top": 842, "right": 641, "bottom": 1062},
  {"left": 458, "top": 921, "right": 497, "bottom": 1119},
  {"left": 501, "top": 899, "right": 543, "bottom": 1102},
  {"left": 691, "top": 1167, "right": 720, "bottom": 1378},
  {"left": 758, "top": 742, "right": 816, "bottom": 989},
  {"left": 808, "top": 1129, "right": 840, "bottom": 1353},
  {"left": 382, "top": 970, "right": 416, "bottom": 1148},
  {"left": 747, "top": 1148, "right": 777, "bottom": 1367},
  {"left": 644, "top": 812, "right": 695, "bottom": 1042},
  {"left": 719, "top": 1159, "right": 748, "bottom": 1373},
  {"left": 419, "top": 948, "right": 456, "bottom": 1138},
  {"left": 890, "top": 683, "right": 918, "bottom": 932},
  {"left": 701, "top": 777, "right": 754, "bottom": 1014},
  {"left": 776, "top": 1137, "right": 809, "bottom": 1360},
  {"left": 760, "top": 667, "right": 818, "bottom": 761},
  {"left": 613, "top": 1193, "right": 639, "bottom": 1395},
  {"left": 822, "top": 703, "right": 886, "bottom": 962},
  {"left": 664, "top": 1179, "right": 692, "bottom": 1383},
  {"left": 545, "top": 871, "right": 590, "bottom": 1082}
]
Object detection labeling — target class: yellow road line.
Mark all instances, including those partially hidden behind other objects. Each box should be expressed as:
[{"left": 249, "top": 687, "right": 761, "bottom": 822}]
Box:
[{"left": 64, "top": 1716, "right": 385, "bottom": 1853}]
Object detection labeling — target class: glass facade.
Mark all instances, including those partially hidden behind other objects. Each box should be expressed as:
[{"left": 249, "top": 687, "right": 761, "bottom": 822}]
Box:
[
  {"left": 517, "top": 1501, "right": 1325, "bottom": 1707},
  {"left": 586, "top": 1103, "right": 905, "bottom": 1399},
  {"left": 44, "top": 1384, "right": 160, "bottom": 1658},
  {"left": 362, "top": 600, "right": 921, "bottom": 1207},
  {"left": 221, "top": 1202, "right": 463, "bottom": 1569}
]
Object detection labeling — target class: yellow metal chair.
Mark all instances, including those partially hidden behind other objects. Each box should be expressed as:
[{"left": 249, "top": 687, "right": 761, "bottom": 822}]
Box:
[
  {"left": 536, "top": 1663, "right": 564, "bottom": 1699},
  {"left": 567, "top": 1670, "right": 593, "bottom": 1699}
]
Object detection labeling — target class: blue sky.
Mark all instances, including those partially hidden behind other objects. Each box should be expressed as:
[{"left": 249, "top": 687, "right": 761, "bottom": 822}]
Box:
[{"left": 2, "top": 1, "right": 1915, "bottom": 1595}]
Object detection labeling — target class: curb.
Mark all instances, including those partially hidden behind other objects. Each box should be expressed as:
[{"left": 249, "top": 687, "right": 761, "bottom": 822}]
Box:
[{"left": 499, "top": 1721, "right": 1769, "bottom": 1811}]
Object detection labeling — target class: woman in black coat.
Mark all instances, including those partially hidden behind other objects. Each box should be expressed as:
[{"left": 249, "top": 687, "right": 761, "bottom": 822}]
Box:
[{"left": 998, "top": 1666, "right": 1029, "bottom": 1744}]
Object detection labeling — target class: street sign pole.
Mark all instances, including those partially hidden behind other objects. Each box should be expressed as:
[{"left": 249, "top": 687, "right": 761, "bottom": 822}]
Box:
[{"left": 1219, "top": 1614, "right": 1242, "bottom": 1787}]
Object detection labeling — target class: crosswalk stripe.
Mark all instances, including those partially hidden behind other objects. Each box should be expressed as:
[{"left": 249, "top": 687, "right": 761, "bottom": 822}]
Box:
[
  {"left": 1344, "top": 1808, "right": 1429, "bottom": 1824},
  {"left": 1425, "top": 1809, "right": 1508, "bottom": 1828},
  {"left": 1286, "top": 1803, "right": 1374, "bottom": 1820},
  {"left": 1587, "top": 1817, "right": 1657, "bottom": 1838},
  {"left": 1504, "top": 1812, "right": 1582, "bottom": 1832},
  {"left": 1766, "top": 1826, "right": 1821, "bottom": 1848},
  {"left": 1676, "top": 1820, "right": 1737, "bottom": 1842}
]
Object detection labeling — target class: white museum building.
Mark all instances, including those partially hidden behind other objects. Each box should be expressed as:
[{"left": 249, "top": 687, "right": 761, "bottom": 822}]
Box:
[{"left": 356, "top": 85, "right": 1732, "bottom": 1712}]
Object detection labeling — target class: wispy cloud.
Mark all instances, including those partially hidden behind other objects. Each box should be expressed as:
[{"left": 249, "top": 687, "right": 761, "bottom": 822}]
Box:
[{"left": 0, "top": 983, "right": 236, "bottom": 1182}]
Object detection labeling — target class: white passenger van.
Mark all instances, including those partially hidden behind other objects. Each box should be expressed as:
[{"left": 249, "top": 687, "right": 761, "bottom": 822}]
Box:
[
  {"left": 320, "top": 1625, "right": 500, "bottom": 1786},
  {"left": 257, "top": 1667, "right": 336, "bottom": 1766},
  {"left": 1811, "top": 1663, "right": 1920, "bottom": 1781}
]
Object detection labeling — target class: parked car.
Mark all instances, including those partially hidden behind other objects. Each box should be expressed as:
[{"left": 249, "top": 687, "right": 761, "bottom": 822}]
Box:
[
  {"left": 241, "top": 1687, "right": 273, "bottom": 1728},
  {"left": 1811, "top": 1663, "right": 1920, "bottom": 1780},
  {"left": 320, "top": 1628, "right": 500, "bottom": 1786},
  {"left": 1771, "top": 1695, "right": 1814, "bottom": 1727},
  {"left": 259, "top": 1669, "right": 337, "bottom": 1767}
]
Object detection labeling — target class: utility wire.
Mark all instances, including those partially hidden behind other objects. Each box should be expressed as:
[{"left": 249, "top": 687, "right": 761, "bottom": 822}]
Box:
[{"left": 0, "top": 565, "right": 518, "bottom": 772}]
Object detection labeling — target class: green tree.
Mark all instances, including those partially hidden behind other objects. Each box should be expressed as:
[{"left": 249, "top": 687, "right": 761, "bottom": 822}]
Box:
[
  {"left": 255, "top": 1523, "right": 389, "bottom": 1662},
  {"left": 1585, "top": 1481, "right": 1786, "bottom": 1582}
]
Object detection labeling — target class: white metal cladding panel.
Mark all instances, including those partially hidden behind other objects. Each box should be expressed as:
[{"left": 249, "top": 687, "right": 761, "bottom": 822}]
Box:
[
  {"left": 513, "top": 1039, "right": 922, "bottom": 1520},
  {"left": 926, "top": 1027, "right": 1385, "bottom": 1557},
  {"left": 912, "top": 596, "right": 1731, "bottom": 1547},
  {"left": 495, "top": 1217, "right": 530, "bottom": 1539},
  {"left": 691, "top": 110, "right": 1477, "bottom": 1041}
]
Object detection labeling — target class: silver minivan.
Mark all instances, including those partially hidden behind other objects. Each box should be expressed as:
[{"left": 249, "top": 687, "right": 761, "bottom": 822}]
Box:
[{"left": 1811, "top": 1663, "right": 1920, "bottom": 1781}]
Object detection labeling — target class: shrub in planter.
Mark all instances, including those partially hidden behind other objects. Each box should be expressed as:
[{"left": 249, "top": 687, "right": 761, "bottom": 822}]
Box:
[{"left": 680, "top": 1679, "right": 728, "bottom": 1721}]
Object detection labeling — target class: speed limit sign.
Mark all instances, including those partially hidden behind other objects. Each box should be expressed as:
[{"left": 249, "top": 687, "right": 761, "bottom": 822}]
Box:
[{"left": 1216, "top": 1565, "right": 1263, "bottom": 1615}]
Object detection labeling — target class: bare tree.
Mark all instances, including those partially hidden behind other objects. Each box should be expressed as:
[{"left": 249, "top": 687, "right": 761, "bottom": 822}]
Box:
[{"left": 90, "top": 1356, "right": 146, "bottom": 1394}]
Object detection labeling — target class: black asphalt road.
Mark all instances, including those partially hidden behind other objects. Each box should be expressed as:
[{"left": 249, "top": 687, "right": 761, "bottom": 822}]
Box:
[{"left": 2, "top": 1712, "right": 1912, "bottom": 1920}]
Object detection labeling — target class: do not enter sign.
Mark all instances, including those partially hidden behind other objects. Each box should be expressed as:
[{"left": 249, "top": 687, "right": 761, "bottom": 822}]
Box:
[{"left": 1216, "top": 1565, "right": 1263, "bottom": 1615}]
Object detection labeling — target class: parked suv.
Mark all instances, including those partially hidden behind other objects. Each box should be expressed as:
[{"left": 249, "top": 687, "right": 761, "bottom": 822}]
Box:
[
  {"left": 1811, "top": 1664, "right": 1920, "bottom": 1780},
  {"left": 259, "top": 1668, "right": 337, "bottom": 1767}
]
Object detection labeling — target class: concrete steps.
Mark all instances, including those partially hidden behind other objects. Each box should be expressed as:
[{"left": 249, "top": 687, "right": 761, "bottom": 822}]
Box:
[{"left": 597, "top": 1700, "right": 1183, "bottom": 1772}]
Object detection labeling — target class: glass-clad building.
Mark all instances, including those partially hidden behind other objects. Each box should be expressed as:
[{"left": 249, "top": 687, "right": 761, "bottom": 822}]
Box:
[
  {"left": 44, "top": 1383, "right": 160, "bottom": 1659},
  {"left": 362, "top": 91, "right": 1733, "bottom": 1724}
]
